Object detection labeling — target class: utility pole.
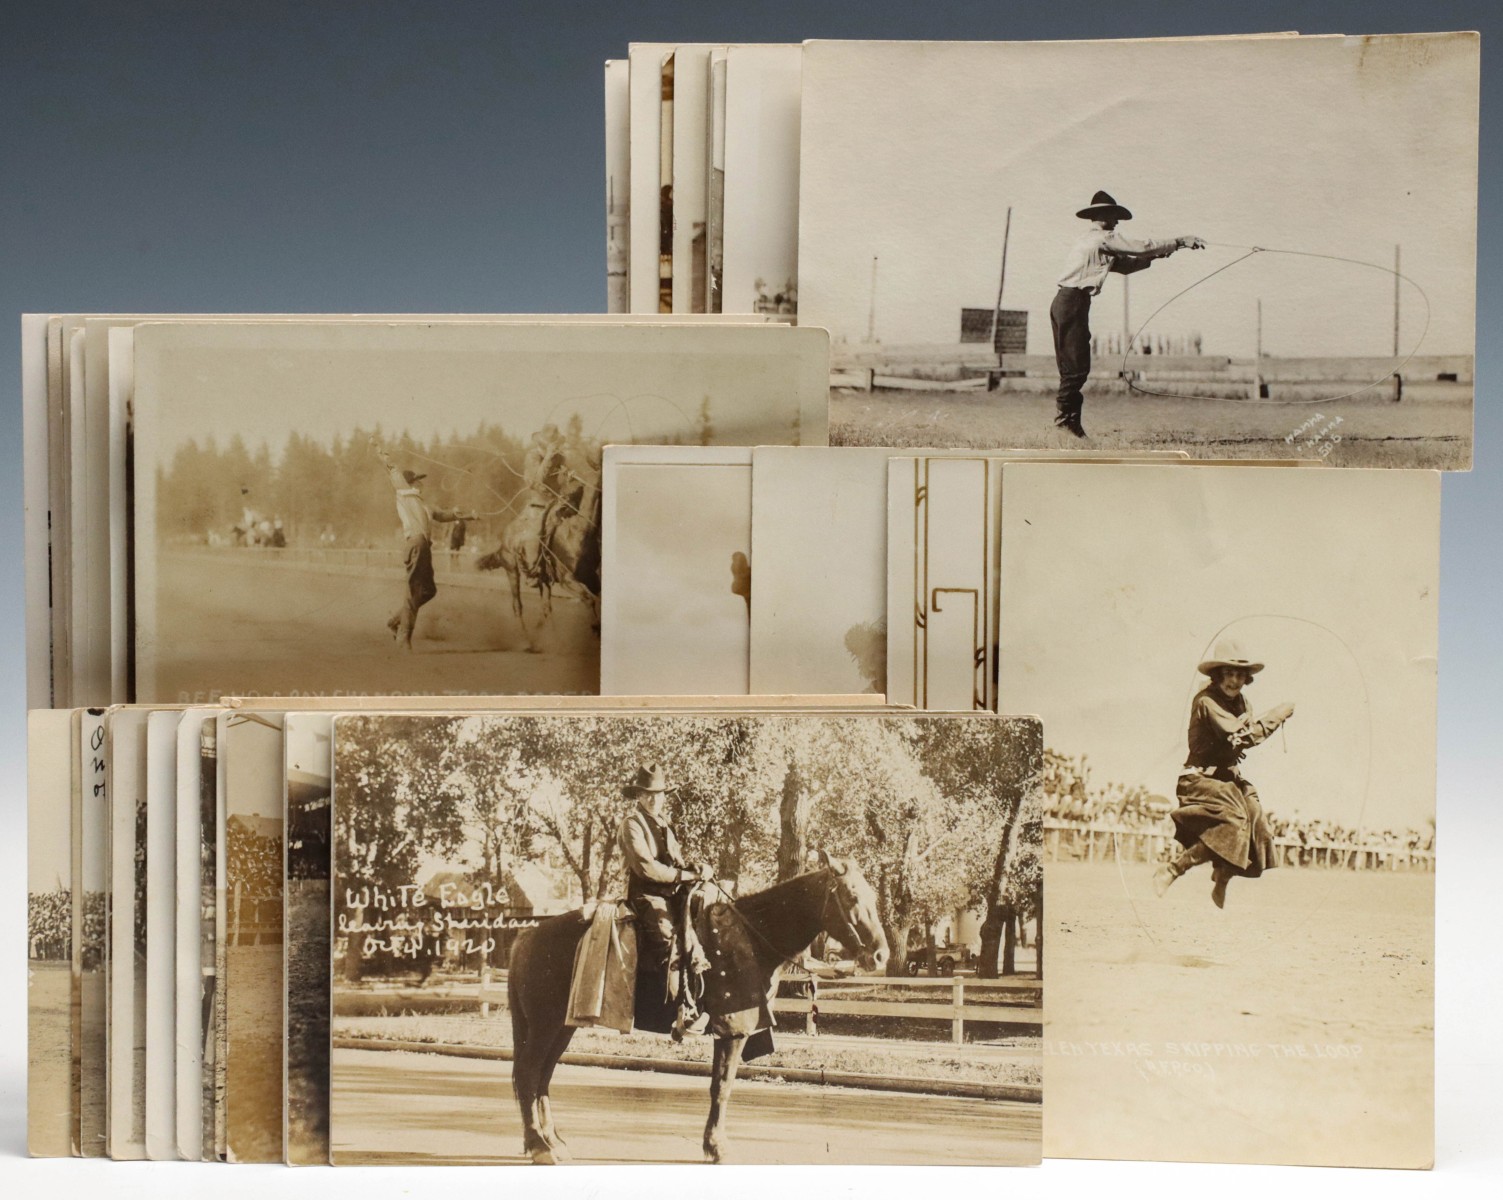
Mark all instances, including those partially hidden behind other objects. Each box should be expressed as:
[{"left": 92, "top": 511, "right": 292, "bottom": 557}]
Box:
[
  {"left": 867, "top": 255, "right": 878, "bottom": 343},
  {"left": 1393, "top": 244, "right": 1401, "bottom": 357},
  {"left": 988, "top": 207, "right": 1013, "bottom": 359}
]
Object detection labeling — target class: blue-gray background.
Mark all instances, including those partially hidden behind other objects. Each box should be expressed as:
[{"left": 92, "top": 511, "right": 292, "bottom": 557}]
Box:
[{"left": 0, "top": 0, "right": 1495, "bottom": 1190}]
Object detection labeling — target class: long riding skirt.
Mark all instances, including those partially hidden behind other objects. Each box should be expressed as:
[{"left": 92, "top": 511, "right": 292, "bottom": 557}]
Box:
[{"left": 1172, "top": 772, "right": 1277, "bottom": 877}]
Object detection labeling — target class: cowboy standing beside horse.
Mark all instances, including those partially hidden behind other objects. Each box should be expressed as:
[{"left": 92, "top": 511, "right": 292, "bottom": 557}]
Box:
[
  {"left": 1052, "top": 190, "right": 1205, "bottom": 438},
  {"left": 370, "top": 437, "right": 476, "bottom": 651}
]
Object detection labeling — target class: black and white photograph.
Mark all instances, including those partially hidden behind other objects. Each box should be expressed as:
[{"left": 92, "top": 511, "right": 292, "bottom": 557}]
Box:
[
  {"left": 329, "top": 710, "right": 1043, "bottom": 1165},
  {"left": 997, "top": 462, "right": 1438, "bottom": 1167},
  {"left": 799, "top": 35, "right": 1478, "bottom": 467},
  {"left": 130, "top": 320, "right": 828, "bottom": 702}
]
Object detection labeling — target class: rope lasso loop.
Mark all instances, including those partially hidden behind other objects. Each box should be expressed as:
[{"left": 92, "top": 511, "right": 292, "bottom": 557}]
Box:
[{"left": 1116, "top": 242, "right": 1431, "bottom": 406}]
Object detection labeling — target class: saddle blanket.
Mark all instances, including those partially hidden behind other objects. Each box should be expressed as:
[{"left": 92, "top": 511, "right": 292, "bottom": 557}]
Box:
[{"left": 565, "top": 901, "right": 637, "bottom": 1033}]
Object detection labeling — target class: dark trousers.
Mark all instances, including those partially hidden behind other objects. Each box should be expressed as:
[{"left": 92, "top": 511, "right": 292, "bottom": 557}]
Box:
[
  {"left": 629, "top": 891, "right": 684, "bottom": 1002},
  {"left": 1050, "top": 286, "right": 1093, "bottom": 425},
  {"left": 394, "top": 535, "right": 437, "bottom": 641}
]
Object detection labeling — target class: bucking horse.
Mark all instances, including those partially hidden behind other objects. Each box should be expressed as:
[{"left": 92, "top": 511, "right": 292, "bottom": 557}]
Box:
[
  {"left": 506, "top": 852, "right": 889, "bottom": 1163},
  {"left": 477, "top": 478, "right": 601, "bottom": 650}
]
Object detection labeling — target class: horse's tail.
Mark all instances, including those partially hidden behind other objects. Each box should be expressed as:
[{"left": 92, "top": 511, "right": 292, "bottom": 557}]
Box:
[
  {"left": 507, "top": 930, "right": 531, "bottom": 1056},
  {"left": 476, "top": 546, "right": 509, "bottom": 573}
]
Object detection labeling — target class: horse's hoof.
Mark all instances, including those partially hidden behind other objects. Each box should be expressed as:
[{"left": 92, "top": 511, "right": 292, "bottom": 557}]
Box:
[
  {"left": 703, "top": 1139, "right": 725, "bottom": 1164},
  {"left": 531, "top": 1147, "right": 558, "bottom": 1166}
]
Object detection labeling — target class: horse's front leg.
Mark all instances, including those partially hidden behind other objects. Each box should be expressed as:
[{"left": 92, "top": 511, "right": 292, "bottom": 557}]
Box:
[
  {"left": 703, "top": 1033, "right": 746, "bottom": 1164},
  {"left": 509, "top": 564, "right": 541, "bottom": 653}
]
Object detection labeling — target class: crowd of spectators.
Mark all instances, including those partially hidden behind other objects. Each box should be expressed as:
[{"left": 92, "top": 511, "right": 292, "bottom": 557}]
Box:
[{"left": 1042, "top": 750, "right": 1434, "bottom": 859}]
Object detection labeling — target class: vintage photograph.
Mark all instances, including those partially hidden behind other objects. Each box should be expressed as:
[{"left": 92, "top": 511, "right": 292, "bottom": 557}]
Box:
[
  {"left": 799, "top": 35, "right": 1477, "bottom": 467},
  {"left": 171, "top": 708, "right": 215, "bottom": 1160},
  {"left": 721, "top": 44, "right": 802, "bottom": 318},
  {"left": 329, "top": 710, "right": 1043, "bottom": 1165},
  {"left": 600, "top": 447, "right": 753, "bottom": 696},
  {"left": 28, "top": 710, "right": 74, "bottom": 1157},
  {"left": 74, "top": 708, "right": 108, "bottom": 1156},
  {"left": 284, "top": 712, "right": 335, "bottom": 1166},
  {"left": 107, "top": 709, "right": 151, "bottom": 1160},
  {"left": 221, "top": 712, "right": 286, "bottom": 1162},
  {"left": 749, "top": 447, "right": 894, "bottom": 698},
  {"left": 144, "top": 710, "right": 181, "bottom": 1160},
  {"left": 997, "top": 462, "right": 1437, "bottom": 1167},
  {"left": 130, "top": 320, "right": 827, "bottom": 702}
]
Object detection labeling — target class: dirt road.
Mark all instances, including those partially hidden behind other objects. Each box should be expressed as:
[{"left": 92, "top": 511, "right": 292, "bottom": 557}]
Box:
[{"left": 331, "top": 1047, "right": 1040, "bottom": 1165}]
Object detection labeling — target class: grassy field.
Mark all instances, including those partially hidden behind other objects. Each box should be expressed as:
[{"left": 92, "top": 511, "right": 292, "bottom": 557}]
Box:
[
  {"left": 831, "top": 384, "right": 1471, "bottom": 469},
  {"left": 285, "top": 882, "right": 330, "bottom": 1164},
  {"left": 226, "top": 944, "right": 283, "bottom": 1162}
]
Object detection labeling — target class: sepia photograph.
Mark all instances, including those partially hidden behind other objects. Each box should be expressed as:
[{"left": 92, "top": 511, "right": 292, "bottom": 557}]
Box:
[
  {"left": 329, "top": 710, "right": 1042, "bottom": 1165},
  {"left": 130, "top": 320, "right": 827, "bottom": 702},
  {"left": 27, "top": 710, "right": 74, "bottom": 1157},
  {"left": 600, "top": 447, "right": 753, "bottom": 696},
  {"left": 799, "top": 35, "right": 1477, "bottom": 467},
  {"left": 106, "top": 709, "right": 151, "bottom": 1160},
  {"left": 221, "top": 711, "right": 287, "bottom": 1162},
  {"left": 73, "top": 708, "right": 108, "bottom": 1157},
  {"left": 997, "top": 462, "right": 1437, "bottom": 1167}
]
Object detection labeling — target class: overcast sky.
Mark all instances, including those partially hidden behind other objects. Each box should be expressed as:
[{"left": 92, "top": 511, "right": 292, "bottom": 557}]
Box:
[{"left": 800, "top": 34, "right": 1477, "bottom": 359}]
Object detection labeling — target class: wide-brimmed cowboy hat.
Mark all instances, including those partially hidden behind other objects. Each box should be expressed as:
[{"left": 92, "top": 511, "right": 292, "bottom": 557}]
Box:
[
  {"left": 1198, "top": 639, "right": 1264, "bottom": 676},
  {"left": 623, "top": 763, "right": 672, "bottom": 795},
  {"left": 1076, "top": 190, "right": 1133, "bottom": 222},
  {"left": 401, "top": 469, "right": 426, "bottom": 485}
]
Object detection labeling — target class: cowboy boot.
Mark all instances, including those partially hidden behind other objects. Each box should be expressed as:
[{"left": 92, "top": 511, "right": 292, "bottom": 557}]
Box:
[{"left": 1210, "top": 864, "right": 1231, "bottom": 910}]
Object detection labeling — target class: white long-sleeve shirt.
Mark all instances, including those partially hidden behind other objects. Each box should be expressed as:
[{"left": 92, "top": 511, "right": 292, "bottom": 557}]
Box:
[{"left": 1057, "top": 228, "right": 1180, "bottom": 293}]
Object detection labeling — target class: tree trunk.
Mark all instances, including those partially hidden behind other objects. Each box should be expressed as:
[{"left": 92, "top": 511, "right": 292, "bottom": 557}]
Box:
[
  {"left": 776, "top": 761, "right": 811, "bottom": 882},
  {"left": 1035, "top": 889, "right": 1044, "bottom": 980},
  {"left": 976, "top": 806, "right": 1022, "bottom": 979},
  {"left": 1001, "top": 907, "right": 1017, "bottom": 976},
  {"left": 885, "top": 917, "right": 914, "bottom": 977}
]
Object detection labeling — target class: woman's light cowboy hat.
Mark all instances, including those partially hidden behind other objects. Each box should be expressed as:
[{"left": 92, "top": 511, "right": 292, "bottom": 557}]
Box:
[
  {"left": 1076, "top": 190, "right": 1134, "bottom": 222},
  {"left": 1198, "top": 639, "right": 1265, "bottom": 677},
  {"left": 623, "top": 763, "right": 672, "bottom": 795}
]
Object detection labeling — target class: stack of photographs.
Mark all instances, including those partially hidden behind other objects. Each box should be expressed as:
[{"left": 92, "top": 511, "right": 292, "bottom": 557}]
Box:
[
  {"left": 610, "top": 33, "right": 1477, "bottom": 470},
  {"left": 30, "top": 697, "right": 1046, "bottom": 1166},
  {"left": 24, "top": 25, "right": 1472, "bottom": 1177}
]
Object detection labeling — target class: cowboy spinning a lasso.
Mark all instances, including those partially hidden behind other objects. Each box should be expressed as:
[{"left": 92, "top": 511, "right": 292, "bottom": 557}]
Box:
[
  {"left": 1155, "top": 639, "right": 1295, "bottom": 909},
  {"left": 1051, "top": 190, "right": 1205, "bottom": 438}
]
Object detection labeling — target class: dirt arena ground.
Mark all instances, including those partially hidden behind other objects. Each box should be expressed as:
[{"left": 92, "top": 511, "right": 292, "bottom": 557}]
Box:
[
  {"left": 143, "top": 551, "right": 598, "bottom": 700},
  {"left": 831, "top": 384, "right": 1471, "bottom": 469},
  {"left": 1045, "top": 861, "right": 1433, "bottom": 1167},
  {"left": 226, "top": 943, "right": 284, "bottom": 1161},
  {"left": 27, "top": 962, "right": 71, "bottom": 1154}
]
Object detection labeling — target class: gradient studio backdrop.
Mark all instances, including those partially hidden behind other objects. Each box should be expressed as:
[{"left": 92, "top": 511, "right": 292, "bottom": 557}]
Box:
[{"left": 0, "top": 0, "right": 1497, "bottom": 1184}]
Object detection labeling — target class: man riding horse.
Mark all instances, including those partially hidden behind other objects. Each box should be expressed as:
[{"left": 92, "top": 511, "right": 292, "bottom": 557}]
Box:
[
  {"left": 519, "top": 425, "right": 570, "bottom": 585},
  {"left": 615, "top": 764, "right": 712, "bottom": 1040}
]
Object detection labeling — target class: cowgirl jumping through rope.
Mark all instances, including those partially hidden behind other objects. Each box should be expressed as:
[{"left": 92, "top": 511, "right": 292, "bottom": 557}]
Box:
[
  {"left": 1154, "top": 639, "right": 1295, "bottom": 909},
  {"left": 1052, "top": 190, "right": 1205, "bottom": 438}
]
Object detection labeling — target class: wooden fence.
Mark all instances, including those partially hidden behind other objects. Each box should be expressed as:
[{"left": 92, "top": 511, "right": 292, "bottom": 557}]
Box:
[
  {"left": 477, "top": 968, "right": 1042, "bottom": 1044},
  {"left": 1044, "top": 819, "right": 1434, "bottom": 872}
]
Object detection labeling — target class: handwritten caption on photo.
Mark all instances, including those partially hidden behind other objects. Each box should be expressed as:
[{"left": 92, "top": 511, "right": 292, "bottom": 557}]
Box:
[{"left": 1045, "top": 1039, "right": 1365, "bottom": 1080}]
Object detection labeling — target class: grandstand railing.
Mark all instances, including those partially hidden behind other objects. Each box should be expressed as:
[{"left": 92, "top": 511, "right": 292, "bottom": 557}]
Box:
[{"left": 1043, "top": 818, "right": 1435, "bottom": 872}]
